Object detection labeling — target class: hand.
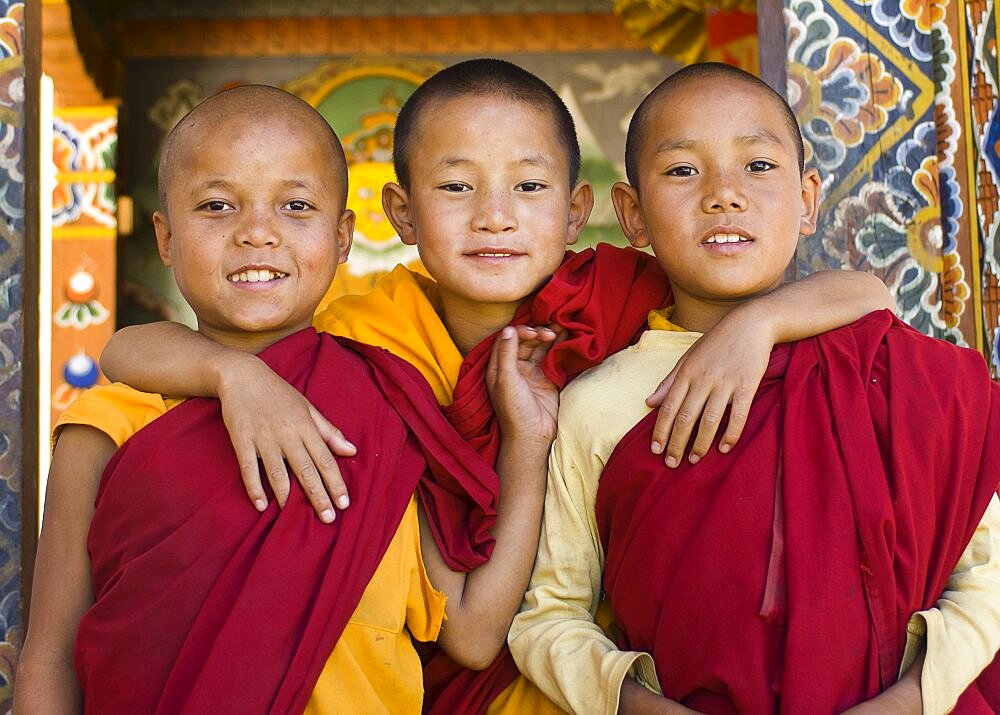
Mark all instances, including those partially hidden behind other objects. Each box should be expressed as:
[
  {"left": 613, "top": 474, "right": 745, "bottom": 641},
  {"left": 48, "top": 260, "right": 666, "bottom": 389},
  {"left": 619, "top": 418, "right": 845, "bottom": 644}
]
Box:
[
  {"left": 216, "top": 354, "right": 357, "bottom": 522},
  {"left": 840, "top": 651, "right": 922, "bottom": 715},
  {"left": 645, "top": 311, "right": 772, "bottom": 467},
  {"left": 486, "top": 325, "right": 560, "bottom": 447}
]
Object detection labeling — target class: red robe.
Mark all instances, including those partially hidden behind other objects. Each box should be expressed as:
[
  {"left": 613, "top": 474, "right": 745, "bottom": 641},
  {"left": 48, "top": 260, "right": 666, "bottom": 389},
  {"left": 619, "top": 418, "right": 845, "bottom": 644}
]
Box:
[
  {"left": 424, "top": 245, "right": 673, "bottom": 714},
  {"left": 75, "top": 329, "right": 499, "bottom": 714},
  {"left": 596, "top": 311, "right": 1000, "bottom": 713}
]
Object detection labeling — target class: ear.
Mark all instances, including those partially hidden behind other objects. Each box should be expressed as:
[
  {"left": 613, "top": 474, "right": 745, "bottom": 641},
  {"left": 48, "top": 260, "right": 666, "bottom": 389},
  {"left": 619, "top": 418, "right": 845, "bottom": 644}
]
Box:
[
  {"left": 382, "top": 181, "right": 416, "bottom": 246},
  {"left": 798, "top": 168, "right": 821, "bottom": 236},
  {"left": 565, "top": 181, "right": 594, "bottom": 246},
  {"left": 611, "top": 181, "right": 648, "bottom": 248},
  {"left": 152, "top": 211, "right": 173, "bottom": 266},
  {"left": 336, "top": 208, "right": 355, "bottom": 265}
]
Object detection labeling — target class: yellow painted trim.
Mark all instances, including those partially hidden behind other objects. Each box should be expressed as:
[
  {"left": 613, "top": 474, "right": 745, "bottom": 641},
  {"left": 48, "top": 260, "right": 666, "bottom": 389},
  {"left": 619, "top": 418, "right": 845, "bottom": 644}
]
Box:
[
  {"left": 306, "top": 66, "right": 428, "bottom": 107},
  {"left": 956, "top": 0, "right": 986, "bottom": 352},
  {"left": 823, "top": 0, "right": 935, "bottom": 207},
  {"left": 53, "top": 106, "right": 118, "bottom": 119},
  {"left": 0, "top": 56, "right": 22, "bottom": 74},
  {"left": 52, "top": 226, "right": 117, "bottom": 240},
  {"left": 56, "top": 170, "right": 116, "bottom": 183}
]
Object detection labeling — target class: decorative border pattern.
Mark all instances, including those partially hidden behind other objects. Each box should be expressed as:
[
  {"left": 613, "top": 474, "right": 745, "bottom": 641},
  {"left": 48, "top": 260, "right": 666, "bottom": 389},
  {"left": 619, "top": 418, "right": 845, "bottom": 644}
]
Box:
[
  {"left": 784, "top": 0, "right": 979, "bottom": 349},
  {"left": 0, "top": 1, "right": 23, "bottom": 708}
]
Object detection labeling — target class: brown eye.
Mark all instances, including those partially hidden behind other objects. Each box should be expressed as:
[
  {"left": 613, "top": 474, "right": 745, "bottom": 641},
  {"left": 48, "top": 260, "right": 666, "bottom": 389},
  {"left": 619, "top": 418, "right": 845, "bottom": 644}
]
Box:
[{"left": 747, "top": 160, "right": 776, "bottom": 172}]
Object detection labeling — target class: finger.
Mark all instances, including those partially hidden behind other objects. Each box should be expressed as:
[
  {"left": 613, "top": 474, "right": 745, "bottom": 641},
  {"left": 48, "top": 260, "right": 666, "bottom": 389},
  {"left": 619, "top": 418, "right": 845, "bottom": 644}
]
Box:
[
  {"left": 235, "top": 440, "right": 268, "bottom": 512},
  {"left": 688, "top": 391, "right": 730, "bottom": 463},
  {"left": 314, "top": 449, "right": 350, "bottom": 515},
  {"left": 304, "top": 429, "right": 351, "bottom": 510},
  {"left": 650, "top": 379, "right": 689, "bottom": 458},
  {"left": 719, "top": 387, "right": 753, "bottom": 454},
  {"left": 258, "top": 442, "right": 291, "bottom": 508},
  {"left": 309, "top": 405, "right": 356, "bottom": 457},
  {"left": 486, "top": 327, "right": 511, "bottom": 388},
  {"left": 494, "top": 325, "right": 519, "bottom": 373},
  {"left": 664, "top": 386, "right": 710, "bottom": 469},
  {"left": 646, "top": 360, "right": 683, "bottom": 408},
  {"left": 285, "top": 444, "right": 336, "bottom": 523}
]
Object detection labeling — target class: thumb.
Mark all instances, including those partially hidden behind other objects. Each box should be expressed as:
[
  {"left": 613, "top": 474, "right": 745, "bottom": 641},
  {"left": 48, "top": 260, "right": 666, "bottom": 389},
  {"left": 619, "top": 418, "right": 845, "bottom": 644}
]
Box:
[{"left": 309, "top": 404, "right": 356, "bottom": 456}]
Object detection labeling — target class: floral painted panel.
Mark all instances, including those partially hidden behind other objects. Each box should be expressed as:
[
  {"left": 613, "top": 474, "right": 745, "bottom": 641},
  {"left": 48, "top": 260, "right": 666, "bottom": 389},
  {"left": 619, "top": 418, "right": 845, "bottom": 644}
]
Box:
[
  {"left": 784, "top": 0, "right": 982, "bottom": 353},
  {"left": 0, "top": 0, "right": 24, "bottom": 708}
]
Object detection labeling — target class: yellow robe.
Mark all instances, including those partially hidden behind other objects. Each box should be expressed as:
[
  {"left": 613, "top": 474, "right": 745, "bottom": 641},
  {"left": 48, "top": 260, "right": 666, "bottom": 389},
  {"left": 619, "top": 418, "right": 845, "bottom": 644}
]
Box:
[{"left": 315, "top": 265, "right": 566, "bottom": 714}]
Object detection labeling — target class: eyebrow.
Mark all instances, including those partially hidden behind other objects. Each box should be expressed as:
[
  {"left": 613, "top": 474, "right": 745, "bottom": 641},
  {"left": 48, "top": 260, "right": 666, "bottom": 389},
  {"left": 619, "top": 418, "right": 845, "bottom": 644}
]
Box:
[
  {"left": 190, "top": 178, "right": 317, "bottom": 193},
  {"left": 653, "top": 130, "right": 785, "bottom": 156},
  {"left": 434, "top": 154, "right": 554, "bottom": 170},
  {"left": 736, "top": 129, "right": 785, "bottom": 147},
  {"left": 192, "top": 179, "right": 235, "bottom": 192}
]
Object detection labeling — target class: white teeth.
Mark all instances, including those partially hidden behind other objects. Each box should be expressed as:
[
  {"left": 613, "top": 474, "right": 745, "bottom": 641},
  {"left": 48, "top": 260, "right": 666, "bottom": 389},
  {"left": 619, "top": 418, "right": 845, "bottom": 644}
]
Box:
[
  {"left": 706, "top": 233, "right": 748, "bottom": 244},
  {"left": 227, "top": 269, "right": 287, "bottom": 283},
  {"left": 478, "top": 252, "right": 512, "bottom": 257}
]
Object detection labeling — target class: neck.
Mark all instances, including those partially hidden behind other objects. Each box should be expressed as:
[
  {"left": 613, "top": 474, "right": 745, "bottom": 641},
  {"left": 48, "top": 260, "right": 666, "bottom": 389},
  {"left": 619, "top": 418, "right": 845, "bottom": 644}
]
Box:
[
  {"left": 197, "top": 325, "right": 307, "bottom": 355},
  {"left": 438, "top": 293, "right": 521, "bottom": 355}
]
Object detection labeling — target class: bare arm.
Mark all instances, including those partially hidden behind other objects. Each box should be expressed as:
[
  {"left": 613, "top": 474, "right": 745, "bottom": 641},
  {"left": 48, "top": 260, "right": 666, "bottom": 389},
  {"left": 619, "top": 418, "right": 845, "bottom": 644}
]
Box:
[
  {"left": 840, "top": 650, "right": 923, "bottom": 714},
  {"left": 15, "top": 426, "right": 115, "bottom": 713},
  {"left": 619, "top": 680, "right": 701, "bottom": 714},
  {"left": 101, "top": 322, "right": 355, "bottom": 520},
  {"left": 420, "top": 326, "right": 557, "bottom": 669},
  {"left": 648, "top": 270, "right": 894, "bottom": 466}
]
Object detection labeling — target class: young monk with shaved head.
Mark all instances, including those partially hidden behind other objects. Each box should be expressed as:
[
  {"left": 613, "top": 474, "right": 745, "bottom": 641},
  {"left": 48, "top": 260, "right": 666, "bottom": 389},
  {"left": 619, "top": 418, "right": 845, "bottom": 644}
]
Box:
[
  {"left": 15, "top": 85, "right": 566, "bottom": 712},
  {"left": 97, "top": 60, "right": 901, "bottom": 713},
  {"left": 510, "top": 63, "right": 1000, "bottom": 715}
]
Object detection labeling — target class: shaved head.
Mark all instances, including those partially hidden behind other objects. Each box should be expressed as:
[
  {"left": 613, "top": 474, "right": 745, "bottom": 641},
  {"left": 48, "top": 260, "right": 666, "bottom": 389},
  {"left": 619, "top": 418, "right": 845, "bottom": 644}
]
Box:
[
  {"left": 157, "top": 85, "right": 349, "bottom": 214},
  {"left": 393, "top": 59, "right": 580, "bottom": 190},
  {"left": 625, "top": 63, "right": 804, "bottom": 191}
]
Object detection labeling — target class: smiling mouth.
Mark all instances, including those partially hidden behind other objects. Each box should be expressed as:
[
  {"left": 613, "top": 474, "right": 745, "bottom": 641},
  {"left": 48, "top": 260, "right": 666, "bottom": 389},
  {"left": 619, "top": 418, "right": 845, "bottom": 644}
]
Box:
[
  {"left": 227, "top": 269, "right": 288, "bottom": 283},
  {"left": 467, "top": 249, "right": 525, "bottom": 259},
  {"left": 704, "top": 233, "right": 752, "bottom": 245}
]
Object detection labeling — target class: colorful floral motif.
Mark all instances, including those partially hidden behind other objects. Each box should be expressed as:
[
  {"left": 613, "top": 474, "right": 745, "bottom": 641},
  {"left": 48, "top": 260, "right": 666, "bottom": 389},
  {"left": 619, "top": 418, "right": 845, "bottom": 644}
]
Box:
[
  {"left": 51, "top": 117, "right": 117, "bottom": 228},
  {"left": 784, "top": 0, "right": 973, "bottom": 347}
]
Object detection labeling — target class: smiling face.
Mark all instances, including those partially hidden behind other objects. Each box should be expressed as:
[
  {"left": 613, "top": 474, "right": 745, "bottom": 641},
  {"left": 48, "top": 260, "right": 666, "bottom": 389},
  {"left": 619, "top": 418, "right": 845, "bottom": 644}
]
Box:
[
  {"left": 382, "top": 94, "right": 592, "bottom": 323},
  {"left": 613, "top": 75, "right": 820, "bottom": 331},
  {"left": 154, "top": 102, "right": 353, "bottom": 352}
]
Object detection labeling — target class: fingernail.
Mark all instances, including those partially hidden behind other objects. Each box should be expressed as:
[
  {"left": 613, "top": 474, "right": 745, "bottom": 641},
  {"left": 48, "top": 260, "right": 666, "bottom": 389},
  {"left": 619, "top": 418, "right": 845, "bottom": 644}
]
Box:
[
  {"left": 665, "top": 455, "right": 678, "bottom": 468},
  {"left": 320, "top": 509, "right": 335, "bottom": 524},
  {"left": 254, "top": 499, "right": 267, "bottom": 512},
  {"left": 336, "top": 495, "right": 350, "bottom": 509},
  {"left": 651, "top": 441, "right": 662, "bottom": 454},
  {"left": 688, "top": 454, "right": 700, "bottom": 465},
  {"left": 719, "top": 443, "right": 731, "bottom": 454},
  {"left": 502, "top": 326, "right": 515, "bottom": 339}
]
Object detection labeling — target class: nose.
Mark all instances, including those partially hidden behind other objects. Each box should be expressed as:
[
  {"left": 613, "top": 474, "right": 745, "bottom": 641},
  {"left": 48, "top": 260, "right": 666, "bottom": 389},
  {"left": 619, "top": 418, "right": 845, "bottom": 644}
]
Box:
[
  {"left": 472, "top": 189, "right": 517, "bottom": 233},
  {"left": 700, "top": 169, "right": 748, "bottom": 214},
  {"left": 234, "top": 207, "right": 280, "bottom": 247}
]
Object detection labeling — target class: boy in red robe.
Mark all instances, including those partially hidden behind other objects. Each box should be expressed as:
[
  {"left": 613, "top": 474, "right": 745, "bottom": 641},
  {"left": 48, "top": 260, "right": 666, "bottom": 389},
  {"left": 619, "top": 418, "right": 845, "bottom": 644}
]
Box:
[
  {"left": 509, "top": 63, "right": 1000, "bottom": 715},
  {"left": 94, "top": 61, "right": 901, "bottom": 714},
  {"left": 15, "top": 85, "right": 564, "bottom": 713}
]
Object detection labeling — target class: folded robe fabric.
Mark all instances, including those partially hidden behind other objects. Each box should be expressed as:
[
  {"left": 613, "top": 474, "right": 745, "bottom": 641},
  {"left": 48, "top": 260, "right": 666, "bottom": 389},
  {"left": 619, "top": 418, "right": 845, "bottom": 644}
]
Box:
[
  {"left": 75, "top": 329, "right": 499, "bottom": 714},
  {"left": 423, "top": 244, "right": 673, "bottom": 714},
  {"left": 596, "top": 311, "right": 1000, "bottom": 714}
]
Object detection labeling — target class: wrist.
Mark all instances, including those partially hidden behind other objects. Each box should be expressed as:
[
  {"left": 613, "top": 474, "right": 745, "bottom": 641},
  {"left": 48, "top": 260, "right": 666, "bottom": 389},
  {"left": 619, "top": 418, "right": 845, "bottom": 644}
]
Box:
[
  {"left": 211, "top": 350, "right": 262, "bottom": 399},
  {"left": 730, "top": 297, "right": 781, "bottom": 345}
]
